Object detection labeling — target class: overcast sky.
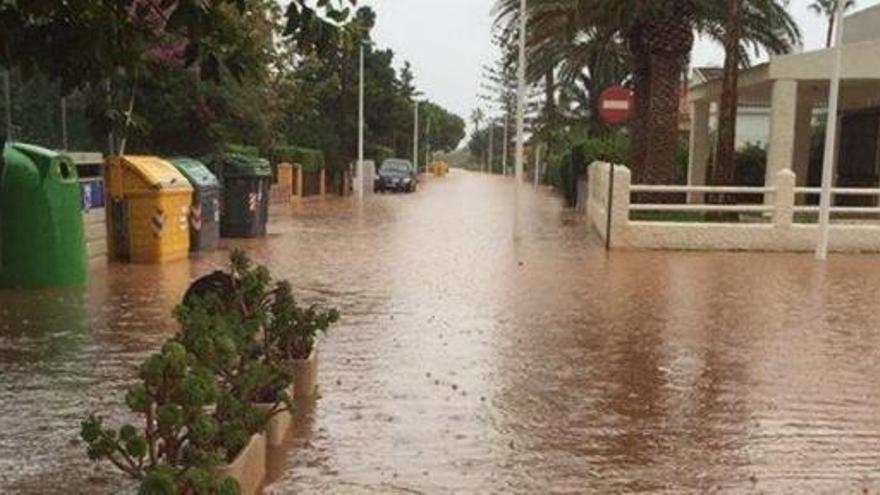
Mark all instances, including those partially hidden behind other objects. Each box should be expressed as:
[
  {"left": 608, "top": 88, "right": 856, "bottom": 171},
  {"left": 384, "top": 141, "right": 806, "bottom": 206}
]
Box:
[{"left": 360, "top": 0, "right": 880, "bottom": 121}]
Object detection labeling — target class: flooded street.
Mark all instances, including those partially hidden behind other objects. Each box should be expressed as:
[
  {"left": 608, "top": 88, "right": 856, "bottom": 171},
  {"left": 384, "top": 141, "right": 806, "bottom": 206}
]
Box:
[{"left": 4, "top": 169, "right": 880, "bottom": 493}]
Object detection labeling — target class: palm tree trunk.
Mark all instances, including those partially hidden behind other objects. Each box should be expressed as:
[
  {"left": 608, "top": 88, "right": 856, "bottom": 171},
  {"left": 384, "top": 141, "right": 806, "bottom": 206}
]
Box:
[
  {"left": 628, "top": 26, "right": 651, "bottom": 183},
  {"left": 544, "top": 70, "right": 556, "bottom": 120},
  {"left": 826, "top": 17, "right": 834, "bottom": 48},
  {"left": 713, "top": 0, "right": 742, "bottom": 197},
  {"left": 634, "top": 0, "right": 695, "bottom": 187},
  {"left": 643, "top": 51, "right": 683, "bottom": 185}
]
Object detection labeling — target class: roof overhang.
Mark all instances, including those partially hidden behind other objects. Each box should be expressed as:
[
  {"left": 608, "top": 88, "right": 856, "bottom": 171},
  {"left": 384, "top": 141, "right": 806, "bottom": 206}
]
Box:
[{"left": 689, "top": 39, "right": 880, "bottom": 105}]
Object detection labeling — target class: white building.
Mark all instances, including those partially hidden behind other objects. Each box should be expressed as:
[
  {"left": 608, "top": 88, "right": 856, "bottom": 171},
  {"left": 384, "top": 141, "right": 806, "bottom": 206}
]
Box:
[
  {"left": 690, "top": 67, "right": 772, "bottom": 149},
  {"left": 687, "top": 4, "right": 880, "bottom": 197}
]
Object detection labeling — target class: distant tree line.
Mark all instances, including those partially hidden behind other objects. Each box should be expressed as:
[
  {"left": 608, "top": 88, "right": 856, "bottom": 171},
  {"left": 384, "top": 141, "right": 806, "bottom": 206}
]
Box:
[{"left": 0, "top": 1, "right": 465, "bottom": 168}]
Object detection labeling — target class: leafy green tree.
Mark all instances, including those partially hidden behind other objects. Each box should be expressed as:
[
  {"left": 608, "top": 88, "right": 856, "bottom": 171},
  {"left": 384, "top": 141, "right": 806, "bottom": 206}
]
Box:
[
  {"left": 420, "top": 101, "right": 467, "bottom": 156},
  {"left": 0, "top": 0, "right": 357, "bottom": 152},
  {"left": 276, "top": 6, "right": 464, "bottom": 168},
  {"left": 398, "top": 61, "right": 417, "bottom": 101}
]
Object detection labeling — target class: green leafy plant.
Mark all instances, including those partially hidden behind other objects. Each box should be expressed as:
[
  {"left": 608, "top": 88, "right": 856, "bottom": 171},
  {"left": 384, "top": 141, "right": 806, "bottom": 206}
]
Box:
[
  {"left": 81, "top": 250, "right": 339, "bottom": 492},
  {"left": 175, "top": 251, "right": 293, "bottom": 437},
  {"left": 553, "top": 135, "right": 631, "bottom": 207},
  {"left": 266, "top": 281, "right": 340, "bottom": 363},
  {"left": 80, "top": 341, "right": 240, "bottom": 495}
]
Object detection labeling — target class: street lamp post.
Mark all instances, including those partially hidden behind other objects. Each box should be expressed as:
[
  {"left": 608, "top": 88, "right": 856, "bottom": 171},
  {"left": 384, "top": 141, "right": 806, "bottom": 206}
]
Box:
[
  {"left": 413, "top": 101, "right": 420, "bottom": 174},
  {"left": 425, "top": 117, "right": 431, "bottom": 172},
  {"left": 487, "top": 118, "right": 495, "bottom": 174},
  {"left": 501, "top": 113, "right": 509, "bottom": 177},
  {"left": 816, "top": 0, "right": 848, "bottom": 260},
  {"left": 357, "top": 42, "right": 365, "bottom": 201},
  {"left": 513, "top": 0, "right": 527, "bottom": 240},
  {"left": 533, "top": 143, "right": 541, "bottom": 190}
]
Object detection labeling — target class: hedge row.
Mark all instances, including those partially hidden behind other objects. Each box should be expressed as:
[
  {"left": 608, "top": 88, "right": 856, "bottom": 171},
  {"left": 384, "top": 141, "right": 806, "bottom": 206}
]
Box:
[
  {"left": 267, "top": 145, "right": 327, "bottom": 173},
  {"left": 374, "top": 145, "right": 395, "bottom": 165},
  {"left": 547, "top": 135, "right": 630, "bottom": 207},
  {"left": 224, "top": 143, "right": 260, "bottom": 157}
]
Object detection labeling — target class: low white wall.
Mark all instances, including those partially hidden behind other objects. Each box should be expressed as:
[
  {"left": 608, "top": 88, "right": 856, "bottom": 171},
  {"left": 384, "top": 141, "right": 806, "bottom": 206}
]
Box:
[{"left": 586, "top": 162, "right": 880, "bottom": 253}]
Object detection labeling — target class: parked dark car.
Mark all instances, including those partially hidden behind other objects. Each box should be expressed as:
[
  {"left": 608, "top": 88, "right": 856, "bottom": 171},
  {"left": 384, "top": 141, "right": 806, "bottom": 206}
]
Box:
[{"left": 375, "top": 159, "right": 418, "bottom": 193}]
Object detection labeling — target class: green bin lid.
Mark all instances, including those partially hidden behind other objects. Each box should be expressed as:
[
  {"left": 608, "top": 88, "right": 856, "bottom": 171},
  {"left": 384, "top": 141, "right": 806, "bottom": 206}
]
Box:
[
  {"left": 169, "top": 156, "right": 220, "bottom": 188},
  {"left": 6, "top": 142, "right": 78, "bottom": 182},
  {"left": 205, "top": 153, "right": 272, "bottom": 178}
]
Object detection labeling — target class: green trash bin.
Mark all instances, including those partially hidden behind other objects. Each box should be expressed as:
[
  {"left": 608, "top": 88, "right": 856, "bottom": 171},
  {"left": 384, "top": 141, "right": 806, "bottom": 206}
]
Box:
[
  {"left": 203, "top": 153, "right": 272, "bottom": 238},
  {"left": 0, "top": 142, "right": 87, "bottom": 289},
  {"left": 169, "top": 157, "right": 221, "bottom": 252}
]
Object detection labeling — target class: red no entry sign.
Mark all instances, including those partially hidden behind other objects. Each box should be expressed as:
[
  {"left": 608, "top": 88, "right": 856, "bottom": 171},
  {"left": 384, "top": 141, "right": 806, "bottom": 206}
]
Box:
[{"left": 598, "top": 86, "right": 635, "bottom": 125}]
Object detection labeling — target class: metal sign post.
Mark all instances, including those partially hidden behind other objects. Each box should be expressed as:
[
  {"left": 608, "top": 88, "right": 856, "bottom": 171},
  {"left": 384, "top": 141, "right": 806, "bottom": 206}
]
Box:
[
  {"left": 606, "top": 164, "right": 615, "bottom": 250},
  {"left": 596, "top": 85, "right": 635, "bottom": 251},
  {"left": 513, "top": 0, "right": 527, "bottom": 241},
  {"left": 357, "top": 43, "right": 365, "bottom": 201}
]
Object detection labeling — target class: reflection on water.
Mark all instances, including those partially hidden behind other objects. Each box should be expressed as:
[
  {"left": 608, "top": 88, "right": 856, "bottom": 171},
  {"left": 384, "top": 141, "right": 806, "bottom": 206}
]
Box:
[{"left": 3, "top": 170, "right": 880, "bottom": 493}]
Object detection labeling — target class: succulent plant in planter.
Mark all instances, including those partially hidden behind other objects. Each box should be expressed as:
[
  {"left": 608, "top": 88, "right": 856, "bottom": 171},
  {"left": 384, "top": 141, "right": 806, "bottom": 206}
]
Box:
[
  {"left": 265, "top": 281, "right": 340, "bottom": 399},
  {"left": 177, "top": 251, "right": 301, "bottom": 443},
  {"left": 80, "top": 341, "right": 241, "bottom": 495},
  {"left": 82, "top": 250, "right": 342, "bottom": 492},
  {"left": 267, "top": 281, "right": 339, "bottom": 361},
  {"left": 81, "top": 252, "right": 299, "bottom": 494}
]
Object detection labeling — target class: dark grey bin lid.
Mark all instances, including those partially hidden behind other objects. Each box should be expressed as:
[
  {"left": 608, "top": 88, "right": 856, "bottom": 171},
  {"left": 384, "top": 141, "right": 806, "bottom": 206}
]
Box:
[{"left": 169, "top": 157, "right": 220, "bottom": 189}]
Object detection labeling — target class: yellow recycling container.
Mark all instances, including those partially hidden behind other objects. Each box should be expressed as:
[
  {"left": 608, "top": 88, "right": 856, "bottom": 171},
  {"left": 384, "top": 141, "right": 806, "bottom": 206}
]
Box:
[
  {"left": 432, "top": 161, "right": 448, "bottom": 177},
  {"left": 105, "top": 155, "right": 193, "bottom": 264}
]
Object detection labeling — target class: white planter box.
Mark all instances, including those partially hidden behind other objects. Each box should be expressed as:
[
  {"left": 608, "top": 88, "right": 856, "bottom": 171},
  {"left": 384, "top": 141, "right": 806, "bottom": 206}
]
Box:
[
  {"left": 292, "top": 345, "right": 319, "bottom": 400},
  {"left": 216, "top": 433, "right": 266, "bottom": 495},
  {"left": 256, "top": 385, "right": 294, "bottom": 447}
]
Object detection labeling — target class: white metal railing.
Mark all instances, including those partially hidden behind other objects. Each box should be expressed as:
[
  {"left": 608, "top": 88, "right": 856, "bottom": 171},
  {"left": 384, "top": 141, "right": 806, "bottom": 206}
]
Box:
[
  {"left": 793, "top": 187, "right": 880, "bottom": 215},
  {"left": 587, "top": 162, "right": 880, "bottom": 252},
  {"left": 629, "top": 204, "right": 773, "bottom": 213},
  {"left": 630, "top": 184, "right": 774, "bottom": 194},
  {"left": 629, "top": 184, "right": 774, "bottom": 215},
  {"left": 795, "top": 187, "right": 880, "bottom": 196}
]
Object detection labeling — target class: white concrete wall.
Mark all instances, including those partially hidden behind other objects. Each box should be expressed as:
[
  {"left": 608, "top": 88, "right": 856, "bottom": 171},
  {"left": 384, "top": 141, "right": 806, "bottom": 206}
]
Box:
[
  {"left": 586, "top": 162, "right": 880, "bottom": 253},
  {"left": 844, "top": 5, "right": 880, "bottom": 45}
]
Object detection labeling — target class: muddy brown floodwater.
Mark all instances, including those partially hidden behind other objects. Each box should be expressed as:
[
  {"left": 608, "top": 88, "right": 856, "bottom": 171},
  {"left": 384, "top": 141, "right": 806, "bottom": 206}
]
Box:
[{"left": 4, "top": 170, "right": 880, "bottom": 493}]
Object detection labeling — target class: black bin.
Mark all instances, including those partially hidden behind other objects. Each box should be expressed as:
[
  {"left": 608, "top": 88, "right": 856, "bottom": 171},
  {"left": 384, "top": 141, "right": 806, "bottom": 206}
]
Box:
[{"left": 203, "top": 153, "right": 272, "bottom": 238}]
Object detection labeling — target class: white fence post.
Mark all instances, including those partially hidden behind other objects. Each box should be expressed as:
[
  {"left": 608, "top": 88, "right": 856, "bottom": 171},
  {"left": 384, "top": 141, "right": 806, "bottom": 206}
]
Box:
[
  {"left": 772, "top": 169, "right": 795, "bottom": 229},
  {"left": 586, "top": 161, "right": 604, "bottom": 226},
  {"left": 609, "top": 165, "right": 631, "bottom": 248}
]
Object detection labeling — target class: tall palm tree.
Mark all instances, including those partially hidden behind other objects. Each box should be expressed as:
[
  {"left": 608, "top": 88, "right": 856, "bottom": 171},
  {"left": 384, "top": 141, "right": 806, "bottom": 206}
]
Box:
[
  {"left": 496, "top": 0, "right": 802, "bottom": 186},
  {"left": 809, "top": 0, "right": 857, "bottom": 47},
  {"left": 638, "top": 0, "right": 697, "bottom": 185},
  {"left": 495, "top": 0, "right": 693, "bottom": 183},
  {"left": 710, "top": 0, "right": 800, "bottom": 190}
]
